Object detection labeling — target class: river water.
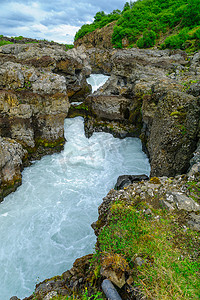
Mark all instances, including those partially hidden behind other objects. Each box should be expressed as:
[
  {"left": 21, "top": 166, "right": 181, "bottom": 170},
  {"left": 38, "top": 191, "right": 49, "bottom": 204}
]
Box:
[{"left": 0, "top": 74, "right": 150, "bottom": 299}]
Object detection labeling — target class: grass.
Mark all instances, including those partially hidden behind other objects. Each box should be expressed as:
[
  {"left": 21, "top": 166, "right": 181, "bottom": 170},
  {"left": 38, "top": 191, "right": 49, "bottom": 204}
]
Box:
[{"left": 97, "top": 199, "right": 200, "bottom": 299}]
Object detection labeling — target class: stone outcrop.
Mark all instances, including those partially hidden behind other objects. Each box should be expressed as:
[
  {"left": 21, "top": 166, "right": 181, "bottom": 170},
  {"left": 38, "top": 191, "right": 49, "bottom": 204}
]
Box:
[
  {"left": 0, "top": 43, "right": 91, "bottom": 100},
  {"left": 84, "top": 48, "right": 200, "bottom": 177},
  {"left": 86, "top": 48, "right": 116, "bottom": 74},
  {"left": 74, "top": 22, "right": 116, "bottom": 50},
  {"left": 0, "top": 43, "right": 91, "bottom": 201},
  {"left": 0, "top": 137, "right": 27, "bottom": 201}
]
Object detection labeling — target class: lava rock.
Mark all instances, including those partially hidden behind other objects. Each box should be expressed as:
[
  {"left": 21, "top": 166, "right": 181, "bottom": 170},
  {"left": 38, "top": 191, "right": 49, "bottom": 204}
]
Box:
[{"left": 115, "top": 174, "right": 149, "bottom": 190}]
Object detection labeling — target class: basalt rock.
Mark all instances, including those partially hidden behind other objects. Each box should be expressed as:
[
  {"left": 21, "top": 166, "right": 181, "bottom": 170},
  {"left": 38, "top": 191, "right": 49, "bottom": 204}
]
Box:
[
  {"left": 0, "top": 137, "right": 27, "bottom": 201},
  {"left": 86, "top": 48, "right": 116, "bottom": 75},
  {"left": 115, "top": 174, "right": 149, "bottom": 190},
  {"left": 0, "top": 43, "right": 91, "bottom": 201},
  {"left": 0, "top": 43, "right": 91, "bottom": 101},
  {"left": 84, "top": 48, "right": 200, "bottom": 177}
]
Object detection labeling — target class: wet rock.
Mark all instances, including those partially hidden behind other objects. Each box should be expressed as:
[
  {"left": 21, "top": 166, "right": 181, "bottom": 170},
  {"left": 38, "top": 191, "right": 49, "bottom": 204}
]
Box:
[
  {"left": 115, "top": 175, "right": 149, "bottom": 190},
  {"left": 0, "top": 137, "right": 27, "bottom": 201},
  {"left": 86, "top": 94, "right": 131, "bottom": 121}
]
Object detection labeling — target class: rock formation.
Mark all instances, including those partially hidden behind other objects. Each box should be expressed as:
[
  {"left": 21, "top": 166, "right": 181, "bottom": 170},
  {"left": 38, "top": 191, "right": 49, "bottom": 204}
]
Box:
[
  {"left": 74, "top": 22, "right": 116, "bottom": 50},
  {"left": 0, "top": 43, "right": 91, "bottom": 201},
  {"left": 0, "top": 39, "right": 199, "bottom": 299},
  {"left": 84, "top": 48, "right": 200, "bottom": 177}
]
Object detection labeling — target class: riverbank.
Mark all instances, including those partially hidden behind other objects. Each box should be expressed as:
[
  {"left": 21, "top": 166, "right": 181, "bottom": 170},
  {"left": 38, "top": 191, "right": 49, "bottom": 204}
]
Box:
[
  {"left": 22, "top": 163, "right": 200, "bottom": 300},
  {"left": 0, "top": 39, "right": 199, "bottom": 299}
]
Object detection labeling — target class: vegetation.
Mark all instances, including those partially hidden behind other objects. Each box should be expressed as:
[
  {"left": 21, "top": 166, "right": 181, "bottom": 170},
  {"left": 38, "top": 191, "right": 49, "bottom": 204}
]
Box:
[
  {"left": 95, "top": 197, "right": 200, "bottom": 299},
  {"left": 12, "top": 35, "right": 24, "bottom": 40},
  {"left": 0, "top": 40, "right": 14, "bottom": 46},
  {"left": 75, "top": 0, "right": 200, "bottom": 51},
  {"left": 74, "top": 10, "right": 121, "bottom": 41},
  {"left": 65, "top": 44, "right": 74, "bottom": 50}
]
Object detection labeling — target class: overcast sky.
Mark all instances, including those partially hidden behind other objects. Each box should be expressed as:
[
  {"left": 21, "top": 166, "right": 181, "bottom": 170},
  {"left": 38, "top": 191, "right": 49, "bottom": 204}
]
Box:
[{"left": 0, "top": 0, "right": 128, "bottom": 44}]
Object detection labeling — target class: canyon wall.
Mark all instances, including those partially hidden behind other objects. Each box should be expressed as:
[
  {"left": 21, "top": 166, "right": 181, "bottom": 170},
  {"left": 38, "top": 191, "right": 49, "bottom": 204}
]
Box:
[
  {"left": 84, "top": 48, "right": 200, "bottom": 177},
  {"left": 0, "top": 43, "right": 91, "bottom": 201}
]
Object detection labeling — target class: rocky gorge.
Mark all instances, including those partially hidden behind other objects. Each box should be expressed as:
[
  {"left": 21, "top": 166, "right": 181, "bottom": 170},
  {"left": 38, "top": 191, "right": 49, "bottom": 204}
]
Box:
[
  {"left": 0, "top": 38, "right": 199, "bottom": 299},
  {"left": 0, "top": 42, "right": 91, "bottom": 201}
]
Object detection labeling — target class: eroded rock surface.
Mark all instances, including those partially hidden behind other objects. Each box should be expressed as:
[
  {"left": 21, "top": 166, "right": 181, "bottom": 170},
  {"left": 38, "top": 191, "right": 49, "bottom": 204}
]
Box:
[
  {"left": 0, "top": 43, "right": 91, "bottom": 201},
  {"left": 0, "top": 137, "right": 27, "bottom": 201},
  {"left": 85, "top": 48, "right": 200, "bottom": 177},
  {"left": 74, "top": 22, "right": 116, "bottom": 50}
]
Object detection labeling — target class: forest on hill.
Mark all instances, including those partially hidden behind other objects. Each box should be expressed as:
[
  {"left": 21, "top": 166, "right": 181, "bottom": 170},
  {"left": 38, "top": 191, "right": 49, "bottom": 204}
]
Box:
[{"left": 74, "top": 0, "right": 200, "bottom": 52}]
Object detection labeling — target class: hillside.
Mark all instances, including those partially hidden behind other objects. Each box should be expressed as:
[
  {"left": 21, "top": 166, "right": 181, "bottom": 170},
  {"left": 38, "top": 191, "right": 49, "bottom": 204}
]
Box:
[{"left": 74, "top": 0, "right": 200, "bottom": 52}]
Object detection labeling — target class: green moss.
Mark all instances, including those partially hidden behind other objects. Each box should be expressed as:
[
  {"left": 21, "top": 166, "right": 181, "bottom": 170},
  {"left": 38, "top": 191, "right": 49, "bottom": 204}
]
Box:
[
  {"left": 35, "top": 137, "right": 65, "bottom": 148},
  {"left": 170, "top": 111, "right": 184, "bottom": 117},
  {"left": 74, "top": 103, "right": 89, "bottom": 111},
  {"left": 150, "top": 177, "right": 161, "bottom": 184}
]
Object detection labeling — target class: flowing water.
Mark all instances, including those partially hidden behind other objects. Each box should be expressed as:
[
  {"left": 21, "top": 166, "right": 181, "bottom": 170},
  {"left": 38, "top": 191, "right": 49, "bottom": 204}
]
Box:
[
  {"left": 0, "top": 75, "right": 150, "bottom": 300},
  {"left": 86, "top": 74, "right": 109, "bottom": 93}
]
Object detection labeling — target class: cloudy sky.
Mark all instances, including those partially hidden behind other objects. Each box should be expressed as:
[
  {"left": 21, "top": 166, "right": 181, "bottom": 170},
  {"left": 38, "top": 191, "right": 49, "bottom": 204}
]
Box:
[{"left": 0, "top": 0, "right": 128, "bottom": 44}]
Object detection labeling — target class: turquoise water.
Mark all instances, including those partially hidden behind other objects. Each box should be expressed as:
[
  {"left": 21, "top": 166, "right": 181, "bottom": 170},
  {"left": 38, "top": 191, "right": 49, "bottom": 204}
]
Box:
[{"left": 0, "top": 76, "right": 150, "bottom": 300}]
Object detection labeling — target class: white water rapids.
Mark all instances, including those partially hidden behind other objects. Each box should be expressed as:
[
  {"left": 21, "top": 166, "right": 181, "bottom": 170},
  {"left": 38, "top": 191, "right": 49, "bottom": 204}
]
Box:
[{"left": 0, "top": 74, "right": 150, "bottom": 300}]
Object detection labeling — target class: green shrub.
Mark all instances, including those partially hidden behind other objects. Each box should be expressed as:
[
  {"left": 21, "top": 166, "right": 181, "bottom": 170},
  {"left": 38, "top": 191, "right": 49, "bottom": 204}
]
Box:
[
  {"left": 74, "top": 0, "right": 200, "bottom": 50},
  {"left": 162, "top": 28, "right": 189, "bottom": 49},
  {"left": 14, "top": 36, "right": 24, "bottom": 40},
  {"left": 74, "top": 10, "right": 121, "bottom": 41},
  {"left": 137, "top": 29, "right": 156, "bottom": 48},
  {"left": 65, "top": 44, "right": 74, "bottom": 50},
  {"left": 182, "top": 0, "right": 200, "bottom": 27},
  {"left": 0, "top": 40, "right": 14, "bottom": 46}
]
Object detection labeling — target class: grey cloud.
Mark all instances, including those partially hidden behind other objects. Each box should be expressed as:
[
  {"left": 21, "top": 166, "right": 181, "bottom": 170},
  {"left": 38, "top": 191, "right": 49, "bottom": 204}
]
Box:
[
  {"left": 8, "top": 12, "right": 34, "bottom": 22},
  {"left": 0, "top": 13, "right": 34, "bottom": 29},
  {"left": 0, "top": 0, "right": 128, "bottom": 42}
]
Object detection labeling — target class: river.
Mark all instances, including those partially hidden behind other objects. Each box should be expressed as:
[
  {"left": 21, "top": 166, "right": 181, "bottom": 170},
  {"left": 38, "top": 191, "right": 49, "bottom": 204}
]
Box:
[{"left": 0, "top": 74, "right": 150, "bottom": 299}]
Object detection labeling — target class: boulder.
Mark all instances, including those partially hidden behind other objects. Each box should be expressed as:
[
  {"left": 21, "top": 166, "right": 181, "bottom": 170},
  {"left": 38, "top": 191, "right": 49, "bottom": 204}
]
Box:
[
  {"left": 163, "top": 192, "right": 200, "bottom": 212},
  {"left": 115, "top": 174, "right": 149, "bottom": 190}
]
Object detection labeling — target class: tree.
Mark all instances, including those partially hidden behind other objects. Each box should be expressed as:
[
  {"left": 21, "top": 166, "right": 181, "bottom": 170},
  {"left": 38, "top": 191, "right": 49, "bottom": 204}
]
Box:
[
  {"left": 183, "top": 0, "right": 200, "bottom": 27},
  {"left": 94, "top": 11, "right": 106, "bottom": 23},
  {"left": 123, "top": 2, "right": 130, "bottom": 11}
]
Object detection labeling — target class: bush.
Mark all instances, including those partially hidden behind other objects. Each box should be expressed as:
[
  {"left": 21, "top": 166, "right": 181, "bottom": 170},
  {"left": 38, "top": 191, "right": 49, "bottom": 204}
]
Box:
[
  {"left": 137, "top": 29, "right": 156, "bottom": 48},
  {"left": 65, "top": 44, "right": 74, "bottom": 50},
  {"left": 162, "top": 28, "right": 189, "bottom": 49},
  {"left": 182, "top": 0, "right": 200, "bottom": 27},
  {"left": 0, "top": 40, "right": 14, "bottom": 46}
]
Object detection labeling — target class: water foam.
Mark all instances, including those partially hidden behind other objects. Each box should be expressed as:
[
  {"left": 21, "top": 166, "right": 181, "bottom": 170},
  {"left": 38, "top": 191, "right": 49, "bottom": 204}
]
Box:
[{"left": 0, "top": 75, "right": 150, "bottom": 300}]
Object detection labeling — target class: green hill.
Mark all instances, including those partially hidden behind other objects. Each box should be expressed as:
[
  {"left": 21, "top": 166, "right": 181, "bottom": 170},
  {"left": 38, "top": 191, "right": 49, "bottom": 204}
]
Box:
[{"left": 75, "top": 0, "right": 200, "bottom": 52}]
